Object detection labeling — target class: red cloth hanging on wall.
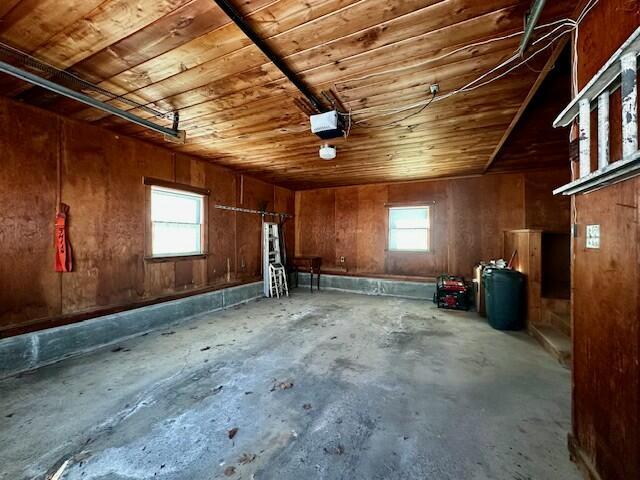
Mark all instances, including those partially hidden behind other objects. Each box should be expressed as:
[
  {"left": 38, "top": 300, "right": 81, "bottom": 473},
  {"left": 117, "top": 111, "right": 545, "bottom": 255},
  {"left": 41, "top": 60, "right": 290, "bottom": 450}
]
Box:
[{"left": 54, "top": 203, "right": 73, "bottom": 272}]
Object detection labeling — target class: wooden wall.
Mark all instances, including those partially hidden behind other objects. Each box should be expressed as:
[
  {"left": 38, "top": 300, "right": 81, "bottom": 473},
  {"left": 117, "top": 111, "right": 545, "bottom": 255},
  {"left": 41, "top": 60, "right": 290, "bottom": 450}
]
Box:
[
  {"left": 293, "top": 42, "right": 572, "bottom": 281},
  {"left": 295, "top": 169, "right": 570, "bottom": 279},
  {"left": 0, "top": 97, "right": 294, "bottom": 337},
  {"left": 503, "top": 229, "right": 542, "bottom": 327},
  {"left": 570, "top": 1, "right": 640, "bottom": 479}
]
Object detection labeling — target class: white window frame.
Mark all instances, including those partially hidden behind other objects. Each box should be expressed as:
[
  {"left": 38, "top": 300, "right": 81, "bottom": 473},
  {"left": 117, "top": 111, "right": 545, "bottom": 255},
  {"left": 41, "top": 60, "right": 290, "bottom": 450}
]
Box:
[
  {"left": 388, "top": 205, "right": 431, "bottom": 253},
  {"left": 149, "top": 185, "right": 206, "bottom": 259}
]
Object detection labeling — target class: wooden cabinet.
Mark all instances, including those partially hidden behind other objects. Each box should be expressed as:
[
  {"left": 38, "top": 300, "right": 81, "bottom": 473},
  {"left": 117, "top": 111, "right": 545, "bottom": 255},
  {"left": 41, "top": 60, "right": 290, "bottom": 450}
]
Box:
[{"left": 503, "top": 229, "right": 542, "bottom": 328}]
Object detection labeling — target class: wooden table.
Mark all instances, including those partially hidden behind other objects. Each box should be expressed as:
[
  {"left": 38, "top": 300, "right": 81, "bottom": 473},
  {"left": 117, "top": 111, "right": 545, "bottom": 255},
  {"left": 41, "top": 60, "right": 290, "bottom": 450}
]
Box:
[{"left": 292, "top": 256, "right": 322, "bottom": 292}]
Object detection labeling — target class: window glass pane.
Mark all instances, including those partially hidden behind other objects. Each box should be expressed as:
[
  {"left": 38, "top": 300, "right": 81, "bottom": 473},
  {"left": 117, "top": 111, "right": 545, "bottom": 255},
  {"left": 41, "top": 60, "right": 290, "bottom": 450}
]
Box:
[
  {"left": 389, "top": 229, "right": 428, "bottom": 251},
  {"left": 152, "top": 223, "right": 201, "bottom": 256},
  {"left": 389, "top": 207, "right": 428, "bottom": 229},
  {"left": 151, "top": 187, "right": 202, "bottom": 224}
]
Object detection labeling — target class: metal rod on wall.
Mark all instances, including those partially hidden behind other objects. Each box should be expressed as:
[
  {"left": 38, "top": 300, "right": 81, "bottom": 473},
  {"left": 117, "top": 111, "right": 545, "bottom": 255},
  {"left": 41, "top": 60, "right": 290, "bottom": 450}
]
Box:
[
  {"left": 214, "top": 204, "right": 293, "bottom": 218},
  {"left": 0, "top": 60, "right": 184, "bottom": 140}
]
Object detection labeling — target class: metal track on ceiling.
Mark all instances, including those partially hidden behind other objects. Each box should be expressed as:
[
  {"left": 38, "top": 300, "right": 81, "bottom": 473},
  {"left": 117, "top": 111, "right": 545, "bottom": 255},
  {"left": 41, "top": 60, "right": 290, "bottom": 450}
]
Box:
[{"left": 0, "top": 42, "right": 184, "bottom": 141}]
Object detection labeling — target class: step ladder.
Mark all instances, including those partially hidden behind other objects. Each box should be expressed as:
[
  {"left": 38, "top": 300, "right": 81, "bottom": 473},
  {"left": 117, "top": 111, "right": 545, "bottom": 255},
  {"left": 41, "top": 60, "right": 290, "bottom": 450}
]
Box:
[
  {"left": 263, "top": 221, "right": 289, "bottom": 298},
  {"left": 553, "top": 27, "right": 640, "bottom": 195},
  {"left": 269, "top": 263, "right": 289, "bottom": 299}
]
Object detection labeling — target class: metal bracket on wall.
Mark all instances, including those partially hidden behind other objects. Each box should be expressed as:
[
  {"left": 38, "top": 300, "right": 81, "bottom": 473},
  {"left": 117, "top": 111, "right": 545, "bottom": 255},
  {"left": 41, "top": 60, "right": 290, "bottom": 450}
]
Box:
[
  {"left": 0, "top": 60, "right": 186, "bottom": 142},
  {"left": 164, "top": 111, "right": 186, "bottom": 143}
]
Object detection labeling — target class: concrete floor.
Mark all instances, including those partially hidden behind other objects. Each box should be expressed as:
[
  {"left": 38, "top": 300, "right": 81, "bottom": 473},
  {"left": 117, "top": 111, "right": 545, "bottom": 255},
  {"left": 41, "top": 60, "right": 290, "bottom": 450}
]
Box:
[{"left": 0, "top": 291, "right": 580, "bottom": 480}]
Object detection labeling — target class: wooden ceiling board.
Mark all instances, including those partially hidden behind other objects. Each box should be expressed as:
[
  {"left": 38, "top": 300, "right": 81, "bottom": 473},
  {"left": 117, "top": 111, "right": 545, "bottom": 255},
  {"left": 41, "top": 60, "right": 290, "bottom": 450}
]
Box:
[
  {"left": 99, "top": 28, "right": 521, "bottom": 134},
  {"left": 154, "top": 70, "right": 532, "bottom": 145},
  {"left": 68, "top": 0, "right": 449, "bottom": 121},
  {"left": 67, "top": 25, "right": 523, "bottom": 132},
  {"left": 0, "top": 0, "right": 21, "bottom": 20},
  {"left": 193, "top": 117, "right": 524, "bottom": 160},
  {"left": 12, "top": 0, "right": 277, "bottom": 108},
  {"left": 86, "top": 0, "right": 570, "bottom": 124},
  {"left": 71, "top": 0, "right": 277, "bottom": 82},
  {"left": 102, "top": 0, "right": 364, "bottom": 91},
  {"left": 0, "top": 0, "right": 578, "bottom": 188},
  {"left": 0, "top": 0, "right": 105, "bottom": 51},
  {"left": 35, "top": 0, "right": 520, "bottom": 121},
  {"left": 74, "top": 1, "right": 533, "bottom": 122},
  {"left": 183, "top": 112, "right": 521, "bottom": 160},
  {"left": 28, "top": 1, "right": 196, "bottom": 67},
  {"left": 17, "top": 0, "right": 373, "bottom": 118},
  {"left": 98, "top": 79, "right": 528, "bottom": 157},
  {"left": 106, "top": 104, "right": 520, "bottom": 170},
  {"left": 92, "top": 40, "right": 523, "bottom": 141},
  {"left": 88, "top": 40, "right": 524, "bottom": 149},
  {"left": 94, "top": 77, "right": 531, "bottom": 181}
]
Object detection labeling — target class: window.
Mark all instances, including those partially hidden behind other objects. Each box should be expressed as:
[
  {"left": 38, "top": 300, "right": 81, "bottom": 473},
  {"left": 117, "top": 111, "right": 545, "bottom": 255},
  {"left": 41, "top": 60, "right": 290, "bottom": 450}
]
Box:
[
  {"left": 150, "top": 186, "right": 204, "bottom": 257},
  {"left": 388, "top": 206, "right": 431, "bottom": 252}
]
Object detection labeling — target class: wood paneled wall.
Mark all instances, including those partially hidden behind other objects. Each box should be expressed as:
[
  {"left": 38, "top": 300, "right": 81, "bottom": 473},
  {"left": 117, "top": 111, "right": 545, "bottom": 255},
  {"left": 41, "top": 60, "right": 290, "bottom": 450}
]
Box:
[
  {"left": 0, "top": 97, "right": 294, "bottom": 337},
  {"left": 503, "top": 229, "right": 542, "bottom": 327},
  {"left": 570, "top": 1, "right": 640, "bottom": 479},
  {"left": 295, "top": 169, "right": 569, "bottom": 279},
  {"left": 488, "top": 45, "right": 572, "bottom": 176}
]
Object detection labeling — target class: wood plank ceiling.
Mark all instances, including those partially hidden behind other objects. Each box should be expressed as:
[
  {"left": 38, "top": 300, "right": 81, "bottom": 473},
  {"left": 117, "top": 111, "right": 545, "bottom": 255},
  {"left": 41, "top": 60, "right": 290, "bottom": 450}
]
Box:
[{"left": 0, "top": 0, "right": 577, "bottom": 189}]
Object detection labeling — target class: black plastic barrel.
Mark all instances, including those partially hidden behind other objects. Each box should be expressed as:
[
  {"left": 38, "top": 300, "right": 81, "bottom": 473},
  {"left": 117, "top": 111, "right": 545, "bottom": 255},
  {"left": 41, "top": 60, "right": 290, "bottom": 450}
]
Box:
[{"left": 482, "top": 268, "right": 525, "bottom": 330}]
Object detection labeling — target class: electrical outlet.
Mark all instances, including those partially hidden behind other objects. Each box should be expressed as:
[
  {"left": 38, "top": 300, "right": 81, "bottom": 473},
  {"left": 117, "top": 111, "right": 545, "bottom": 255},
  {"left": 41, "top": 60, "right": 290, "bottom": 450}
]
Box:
[
  {"left": 586, "top": 225, "right": 601, "bottom": 249},
  {"left": 340, "top": 256, "right": 345, "bottom": 264}
]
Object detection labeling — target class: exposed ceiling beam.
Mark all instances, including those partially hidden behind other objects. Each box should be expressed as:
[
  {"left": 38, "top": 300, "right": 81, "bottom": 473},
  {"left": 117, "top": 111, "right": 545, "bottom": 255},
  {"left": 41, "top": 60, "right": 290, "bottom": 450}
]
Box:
[
  {"left": 211, "top": 0, "right": 327, "bottom": 113},
  {"left": 484, "top": 37, "right": 568, "bottom": 172}
]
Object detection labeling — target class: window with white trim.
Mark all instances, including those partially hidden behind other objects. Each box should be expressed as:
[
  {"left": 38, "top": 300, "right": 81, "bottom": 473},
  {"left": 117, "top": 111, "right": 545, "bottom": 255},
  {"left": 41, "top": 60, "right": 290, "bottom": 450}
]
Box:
[
  {"left": 388, "top": 206, "right": 431, "bottom": 252},
  {"left": 151, "top": 186, "right": 204, "bottom": 257}
]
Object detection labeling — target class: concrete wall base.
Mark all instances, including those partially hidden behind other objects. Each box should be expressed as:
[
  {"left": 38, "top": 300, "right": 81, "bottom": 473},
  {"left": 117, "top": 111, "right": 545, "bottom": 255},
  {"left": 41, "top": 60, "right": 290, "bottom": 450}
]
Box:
[
  {"left": 295, "top": 273, "right": 435, "bottom": 300},
  {"left": 0, "top": 282, "right": 263, "bottom": 379}
]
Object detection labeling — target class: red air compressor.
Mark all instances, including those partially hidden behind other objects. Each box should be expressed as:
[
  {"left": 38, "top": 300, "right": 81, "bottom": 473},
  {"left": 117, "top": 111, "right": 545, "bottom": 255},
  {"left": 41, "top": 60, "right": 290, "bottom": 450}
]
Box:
[{"left": 433, "top": 274, "right": 470, "bottom": 310}]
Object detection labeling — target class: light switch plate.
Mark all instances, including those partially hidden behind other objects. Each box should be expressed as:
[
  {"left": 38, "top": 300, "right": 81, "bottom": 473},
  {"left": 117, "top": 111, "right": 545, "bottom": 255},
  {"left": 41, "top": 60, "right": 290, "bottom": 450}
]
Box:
[{"left": 586, "top": 225, "right": 600, "bottom": 249}]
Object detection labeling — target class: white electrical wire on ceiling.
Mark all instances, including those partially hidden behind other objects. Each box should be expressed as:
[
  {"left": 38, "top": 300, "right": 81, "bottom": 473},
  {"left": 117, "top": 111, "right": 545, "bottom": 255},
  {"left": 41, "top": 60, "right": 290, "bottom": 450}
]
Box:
[
  {"left": 433, "top": 23, "right": 575, "bottom": 98},
  {"left": 354, "top": 22, "right": 574, "bottom": 117},
  {"left": 337, "top": 0, "right": 600, "bottom": 128},
  {"left": 351, "top": 22, "right": 574, "bottom": 124},
  {"left": 334, "top": 17, "right": 575, "bottom": 88}
]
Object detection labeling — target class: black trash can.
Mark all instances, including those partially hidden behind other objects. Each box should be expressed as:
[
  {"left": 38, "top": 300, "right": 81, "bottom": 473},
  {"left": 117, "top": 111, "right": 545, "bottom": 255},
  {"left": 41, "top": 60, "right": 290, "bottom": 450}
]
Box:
[{"left": 482, "top": 268, "right": 525, "bottom": 330}]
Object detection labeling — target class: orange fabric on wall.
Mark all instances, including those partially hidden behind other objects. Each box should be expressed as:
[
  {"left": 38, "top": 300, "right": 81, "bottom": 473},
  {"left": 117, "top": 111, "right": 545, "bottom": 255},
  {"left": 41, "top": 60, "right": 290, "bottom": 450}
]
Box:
[{"left": 54, "top": 203, "right": 72, "bottom": 272}]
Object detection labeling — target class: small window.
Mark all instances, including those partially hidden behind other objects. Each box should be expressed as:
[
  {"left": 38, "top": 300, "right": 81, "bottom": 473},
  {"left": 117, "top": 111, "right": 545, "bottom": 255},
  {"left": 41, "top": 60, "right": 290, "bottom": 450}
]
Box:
[
  {"left": 388, "top": 206, "right": 430, "bottom": 252},
  {"left": 151, "top": 186, "right": 204, "bottom": 257}
]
